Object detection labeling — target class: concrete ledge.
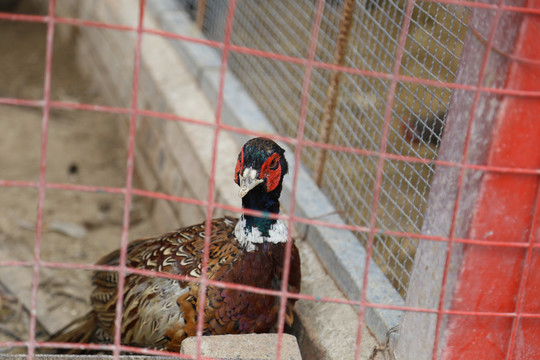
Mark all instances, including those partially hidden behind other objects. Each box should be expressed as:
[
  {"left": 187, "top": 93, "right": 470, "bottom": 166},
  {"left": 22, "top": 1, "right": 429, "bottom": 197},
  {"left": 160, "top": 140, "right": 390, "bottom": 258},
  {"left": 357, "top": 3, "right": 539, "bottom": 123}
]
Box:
[
  {"left": 0, "top": 335, "right": 300, "bottom": 360},
  {"left": 181, "top": 334, "right": 302, "bottom": 360},
  {"left": 0, "top": 334, "right": 302, "bottom": 360}
]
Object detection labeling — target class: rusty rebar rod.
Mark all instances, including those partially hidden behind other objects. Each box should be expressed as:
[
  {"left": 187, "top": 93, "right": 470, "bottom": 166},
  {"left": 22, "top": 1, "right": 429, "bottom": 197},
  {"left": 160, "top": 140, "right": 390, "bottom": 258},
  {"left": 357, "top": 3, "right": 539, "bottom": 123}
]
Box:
[
  {"left": 314, "top": 0, "right": 356, "bottom": 186},
  {"left": 196, "top": 0, "right": 208, "bottom": 30}
]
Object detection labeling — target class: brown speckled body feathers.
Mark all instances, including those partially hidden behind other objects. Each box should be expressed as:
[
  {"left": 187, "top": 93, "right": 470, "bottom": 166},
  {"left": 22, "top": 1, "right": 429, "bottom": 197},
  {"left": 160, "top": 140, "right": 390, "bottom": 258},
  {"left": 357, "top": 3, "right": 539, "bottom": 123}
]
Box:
[{"left": 51, "top": 217, "right": 300, "bottom": 352}]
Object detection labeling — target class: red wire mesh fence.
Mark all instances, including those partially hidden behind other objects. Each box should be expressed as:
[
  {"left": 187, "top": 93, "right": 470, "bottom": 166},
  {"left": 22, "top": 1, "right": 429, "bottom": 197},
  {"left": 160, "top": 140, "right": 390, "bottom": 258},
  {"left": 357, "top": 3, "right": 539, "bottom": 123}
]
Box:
[{"left": 0, "top": 0, "right": 539, "bottom": 359}]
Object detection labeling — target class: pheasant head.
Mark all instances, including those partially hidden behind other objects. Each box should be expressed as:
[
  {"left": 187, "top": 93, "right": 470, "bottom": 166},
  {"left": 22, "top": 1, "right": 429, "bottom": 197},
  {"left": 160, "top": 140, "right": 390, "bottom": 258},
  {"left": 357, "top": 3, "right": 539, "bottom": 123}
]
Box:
[{"left": 233, "top": 137, "right": 289, "bottom": 250}]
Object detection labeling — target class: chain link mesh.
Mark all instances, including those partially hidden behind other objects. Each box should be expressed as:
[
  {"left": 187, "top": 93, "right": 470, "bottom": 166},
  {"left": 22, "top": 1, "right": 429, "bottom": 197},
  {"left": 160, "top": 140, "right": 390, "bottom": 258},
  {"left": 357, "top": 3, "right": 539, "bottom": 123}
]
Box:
[{"left": 179, "top": 0, "right": 469, "bottom": 297}]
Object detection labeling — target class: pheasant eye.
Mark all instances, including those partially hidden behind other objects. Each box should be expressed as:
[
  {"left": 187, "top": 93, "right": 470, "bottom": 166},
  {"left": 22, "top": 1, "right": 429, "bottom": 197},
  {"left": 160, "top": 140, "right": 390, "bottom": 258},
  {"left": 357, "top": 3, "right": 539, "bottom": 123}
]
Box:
[{"left": 269, "top": 156, "right": 279, "bottom": 170}]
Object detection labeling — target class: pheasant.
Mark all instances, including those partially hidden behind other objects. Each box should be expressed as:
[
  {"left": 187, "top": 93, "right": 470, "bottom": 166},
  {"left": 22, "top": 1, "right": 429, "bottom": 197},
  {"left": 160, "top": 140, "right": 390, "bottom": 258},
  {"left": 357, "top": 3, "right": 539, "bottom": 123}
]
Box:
[
  {"left": 49, "top": 137, "right": 301, "bottom": 353},
  {"left": 402, "top": 111, "right": 446, "bottom": 147}
]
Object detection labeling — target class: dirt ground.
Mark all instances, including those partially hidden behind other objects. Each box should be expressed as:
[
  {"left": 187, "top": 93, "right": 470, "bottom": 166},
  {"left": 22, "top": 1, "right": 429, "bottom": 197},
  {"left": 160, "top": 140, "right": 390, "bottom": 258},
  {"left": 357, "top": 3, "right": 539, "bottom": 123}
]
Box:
[{"left": 0, "top": 1, "right": 155, "bottom": 352}]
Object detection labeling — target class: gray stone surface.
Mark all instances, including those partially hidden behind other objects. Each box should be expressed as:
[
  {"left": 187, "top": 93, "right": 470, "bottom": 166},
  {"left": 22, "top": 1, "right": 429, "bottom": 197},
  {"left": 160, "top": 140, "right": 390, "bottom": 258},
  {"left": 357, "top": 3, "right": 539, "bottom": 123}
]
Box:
[
  {"left": 181, "top": 334, "right": 302, "bottom": 360},
  {"left": 294, "top": 241, "right": 380, "bottom": 360}
]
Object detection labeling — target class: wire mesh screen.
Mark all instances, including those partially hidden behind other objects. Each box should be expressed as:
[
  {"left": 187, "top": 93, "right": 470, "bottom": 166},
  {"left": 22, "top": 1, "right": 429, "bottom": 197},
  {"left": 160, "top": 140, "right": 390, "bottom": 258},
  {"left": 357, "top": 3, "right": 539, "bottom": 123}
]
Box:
[{"left": 180, "top": 0, "right": 470, "bottom": 297}]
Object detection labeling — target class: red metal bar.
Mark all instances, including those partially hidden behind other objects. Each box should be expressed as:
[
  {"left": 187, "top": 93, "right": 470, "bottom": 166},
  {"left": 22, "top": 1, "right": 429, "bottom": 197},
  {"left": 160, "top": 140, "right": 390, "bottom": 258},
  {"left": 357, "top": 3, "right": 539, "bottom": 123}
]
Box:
[
  {"left": 3, "top": 96, "right": 540, "bottom": 177},
  {"left": 3, "top": 1, "right": 540, "bottom": 19},
  {"left": 277, "top": 0, "right": 326, "bottom": 359},
  {"left": 26, "top": 0, "right": 56, "bottom": 358},
  {"left": 193, "top": 0, "right": 237, "bottom": 358},
  {"left": 356, "top": 0, "right": 417, "bottom": 358},
  {"left": 5, "top": 178, "right": 540, "bottom": 252},
  {"left": 2, "top": 16, "right": 540, "bottom": 96},
  {"left": 111, "top": 1, "right": 145, "bottom": 359},
  {"left": 8, "top": 255, "right": 540, "bottom": 318}
]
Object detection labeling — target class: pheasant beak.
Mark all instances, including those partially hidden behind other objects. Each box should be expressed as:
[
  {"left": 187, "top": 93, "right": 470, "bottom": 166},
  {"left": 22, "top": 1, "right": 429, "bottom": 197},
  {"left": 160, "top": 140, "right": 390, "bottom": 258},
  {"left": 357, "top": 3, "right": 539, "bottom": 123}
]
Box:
[{"left": 238, "top": 167, "right": 263, "bottom": 198}]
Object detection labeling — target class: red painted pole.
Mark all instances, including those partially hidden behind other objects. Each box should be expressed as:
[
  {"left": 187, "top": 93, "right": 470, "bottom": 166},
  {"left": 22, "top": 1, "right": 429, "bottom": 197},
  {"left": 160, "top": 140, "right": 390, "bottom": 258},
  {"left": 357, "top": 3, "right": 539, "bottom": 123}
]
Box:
[{"left": 442, "top": 1, "right": 540, "bottom": 359}]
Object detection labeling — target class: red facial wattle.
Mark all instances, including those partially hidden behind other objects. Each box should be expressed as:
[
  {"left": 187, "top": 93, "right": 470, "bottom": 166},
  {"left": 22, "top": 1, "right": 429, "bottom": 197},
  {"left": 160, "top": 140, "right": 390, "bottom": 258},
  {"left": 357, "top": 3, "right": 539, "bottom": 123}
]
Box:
[
  {"left": 260, "top": 153, "right": 281, "bottom": 192},
  {"left": 234, "top": 148, "right": 244, "bottom": 184}
]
